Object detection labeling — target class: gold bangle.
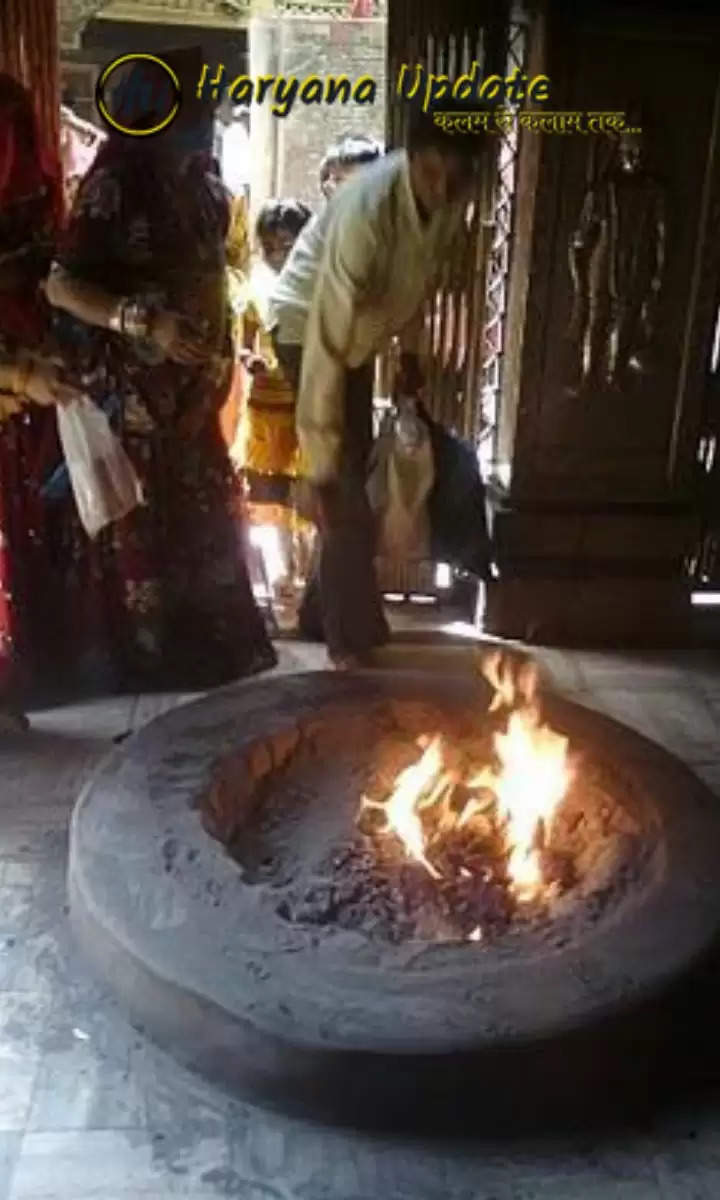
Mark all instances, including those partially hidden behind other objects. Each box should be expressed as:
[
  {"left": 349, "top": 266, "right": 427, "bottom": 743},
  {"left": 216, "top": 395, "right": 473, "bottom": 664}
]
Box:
[{"left": 108, "top": 298, "right": 127, "bottom": 334}]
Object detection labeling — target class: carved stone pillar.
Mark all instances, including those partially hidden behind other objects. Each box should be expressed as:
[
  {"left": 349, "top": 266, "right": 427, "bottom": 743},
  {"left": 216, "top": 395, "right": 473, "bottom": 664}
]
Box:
[
  {"left": 485, "top": 3, "right": 720, "bottom": 645},
  {"left": 58, "top": 0, "right": 108, "bottom": 49},
  {"left": 248, "top": 8, "right": 280, "bottom": 221}
]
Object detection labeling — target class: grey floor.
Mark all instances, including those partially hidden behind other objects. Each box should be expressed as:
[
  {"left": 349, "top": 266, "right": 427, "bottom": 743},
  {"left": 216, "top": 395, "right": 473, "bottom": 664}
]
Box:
[{"left": 2, "top": 635, "right": 720, "bottom": 1199}]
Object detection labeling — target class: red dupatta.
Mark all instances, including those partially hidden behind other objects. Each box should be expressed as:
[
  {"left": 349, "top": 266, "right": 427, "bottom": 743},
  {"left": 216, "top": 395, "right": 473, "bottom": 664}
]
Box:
[{"left": 0, "top": 73, "right": 63, "bottom": 345}]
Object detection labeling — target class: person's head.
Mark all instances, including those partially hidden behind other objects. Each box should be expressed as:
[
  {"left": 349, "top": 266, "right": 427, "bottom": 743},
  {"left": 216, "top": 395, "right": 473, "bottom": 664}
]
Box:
[
  {"left": 405, "top": 104, "right": 485, "bottom": 214},
  {"left": 256, "top": 199, "right": 312, "bottom": 272},
  {"left": 319, "top": 133, "right": 383, "bottom": 200},
  {"left": 105, "top": 59, "right": 175, "bottom": 138},
  {"left": 103, "top": 47, "right": 214, "bottom": 158}
]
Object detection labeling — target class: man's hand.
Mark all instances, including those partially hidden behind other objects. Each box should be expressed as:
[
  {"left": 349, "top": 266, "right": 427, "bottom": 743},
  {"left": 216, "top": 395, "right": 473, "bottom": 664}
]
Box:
[
  {"left": 152, "top": 311, "right": 210, "bottom": 365},
  {"left": 23, "top": 361, "right": 77, "bottom": 408},
  {"left": 241, "top": 352, "right": 270, "bottom": 377}
]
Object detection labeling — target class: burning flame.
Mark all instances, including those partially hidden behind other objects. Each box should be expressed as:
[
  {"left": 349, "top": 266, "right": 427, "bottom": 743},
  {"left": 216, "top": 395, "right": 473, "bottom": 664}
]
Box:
[
  {"left": 359, "top": 651, "right": 572, "bottom": 917},
  {"left": 361, "top": 736, "right": 453, "bottom": 879}
]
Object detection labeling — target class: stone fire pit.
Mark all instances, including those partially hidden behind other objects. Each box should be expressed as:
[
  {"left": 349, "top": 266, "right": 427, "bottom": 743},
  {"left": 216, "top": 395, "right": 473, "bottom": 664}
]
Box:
[{"left": 68, "top": 668, "right": 720, "bottom": 1128}]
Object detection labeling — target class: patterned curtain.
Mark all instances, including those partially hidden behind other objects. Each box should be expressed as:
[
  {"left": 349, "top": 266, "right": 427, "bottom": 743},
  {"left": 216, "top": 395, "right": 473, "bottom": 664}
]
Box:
[{"left": 0, "top": 0, "right": 60, "bottom": 158}]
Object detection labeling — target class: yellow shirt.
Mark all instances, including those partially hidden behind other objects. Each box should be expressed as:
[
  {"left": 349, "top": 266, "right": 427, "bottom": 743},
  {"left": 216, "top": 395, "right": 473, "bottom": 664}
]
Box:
[{"left": 237, "top": 267, "right": 300, "bottom": 478}]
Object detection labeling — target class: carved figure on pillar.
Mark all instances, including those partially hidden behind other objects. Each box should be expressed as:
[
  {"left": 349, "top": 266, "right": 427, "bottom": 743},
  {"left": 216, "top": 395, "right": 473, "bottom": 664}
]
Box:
[{"left": 566, "top": 124, "right": 666, "bottom": 394}]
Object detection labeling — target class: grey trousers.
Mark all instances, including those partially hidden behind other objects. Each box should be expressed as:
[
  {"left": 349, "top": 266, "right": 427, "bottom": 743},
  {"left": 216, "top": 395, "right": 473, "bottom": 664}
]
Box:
[{"left": 273, "top": 337, "right": 388, "bottom": 658}]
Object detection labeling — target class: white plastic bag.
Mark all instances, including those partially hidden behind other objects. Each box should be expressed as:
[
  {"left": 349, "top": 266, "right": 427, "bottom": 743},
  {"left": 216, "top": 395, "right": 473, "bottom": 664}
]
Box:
[
  {"left": 368, "top": 401, "right": 434, "bottom": 563},
  {"left": 57, "top": 396, "right": 144, "bottom": 539}
]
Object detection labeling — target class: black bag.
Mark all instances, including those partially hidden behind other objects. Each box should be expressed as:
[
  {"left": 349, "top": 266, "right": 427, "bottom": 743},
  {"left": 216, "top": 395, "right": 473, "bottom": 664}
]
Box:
[{"left": 417, "top": 403, "right": 492, "bottom": 579}]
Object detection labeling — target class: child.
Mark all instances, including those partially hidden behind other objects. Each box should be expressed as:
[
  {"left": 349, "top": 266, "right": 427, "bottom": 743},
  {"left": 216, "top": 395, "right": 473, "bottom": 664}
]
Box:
[
  {"left": 233, "top": 199, "right": 313, "bottom": 629},
  {"left": 319, "top": 133, "right": 383, "bottom": 200}
]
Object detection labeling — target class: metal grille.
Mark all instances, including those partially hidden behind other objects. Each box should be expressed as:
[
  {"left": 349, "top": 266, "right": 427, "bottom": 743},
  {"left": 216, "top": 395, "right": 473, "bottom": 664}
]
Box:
[
  {"left": 379, "top": 0, "right": 513, "bottom": 598},
  {"left": 688, "top": 296, "right": 720, "bottom": 588},
  {"left": 385, "top": 1, "right": 514, "bottom": 449},
  {"left": 478, "top": 13, "right": 528, "bottom": 475}
]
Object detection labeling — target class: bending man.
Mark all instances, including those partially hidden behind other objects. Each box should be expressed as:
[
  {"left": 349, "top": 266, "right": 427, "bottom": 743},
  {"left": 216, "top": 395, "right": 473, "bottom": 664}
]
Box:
[{"left": 283, "top": 109, "right": 482, "bottom": 669}]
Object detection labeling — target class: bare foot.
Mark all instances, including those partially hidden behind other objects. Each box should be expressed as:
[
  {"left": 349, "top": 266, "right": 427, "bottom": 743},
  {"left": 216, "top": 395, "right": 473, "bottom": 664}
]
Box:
[{"left": 329, "top": 653, "right": 363, "bottom": 672}]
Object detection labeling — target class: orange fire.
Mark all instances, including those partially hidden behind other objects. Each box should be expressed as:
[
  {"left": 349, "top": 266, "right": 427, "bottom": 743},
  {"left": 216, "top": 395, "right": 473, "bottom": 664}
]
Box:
[
  {"left": 359, "top": 652, "right": 572, "bottom": 918},
  {"left": 361, "top": 736, "right": 454, "bottom": 879}
]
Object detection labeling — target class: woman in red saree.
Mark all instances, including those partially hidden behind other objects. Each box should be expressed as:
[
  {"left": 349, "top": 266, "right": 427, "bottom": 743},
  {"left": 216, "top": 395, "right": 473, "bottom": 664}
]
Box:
[
  {"left": 47, "top": 63, "right": 276, "bottom": 688},
  {"left": 0, "top": 74, "right": 74, "bottom": 728}
]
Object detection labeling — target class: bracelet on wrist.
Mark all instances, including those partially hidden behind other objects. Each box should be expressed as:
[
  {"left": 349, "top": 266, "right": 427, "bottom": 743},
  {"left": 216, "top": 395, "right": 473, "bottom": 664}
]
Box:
[
  {"left": 107, "top": 297, "right": 127, "bottom": 334},
  {"left": 108, "top": 297, "right": 154, "bottom": 341},
  {"left": 121, "top": 299, "right": 153, "bottom": 340}
]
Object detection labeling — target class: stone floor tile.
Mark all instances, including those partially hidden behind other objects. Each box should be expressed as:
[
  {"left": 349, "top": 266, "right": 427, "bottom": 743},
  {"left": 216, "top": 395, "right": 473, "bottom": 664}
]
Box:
[
  {"left": 0, "top": 829, "right": 68, "bottom": 865},
  {"left": 0, "top": 889, "right": 35, "bottom": 934},
  {"left": 652, "top": 1147, "right": 720, "bottom": 1199},
  {"left": 646, "top": 692, "right": 720, "bottom": 764},
  {"left": 571, "top": 651, "right": 701, "bottom": 692},
  {"left": 29, "top": 697, "right": 135, "bottom": 743},
  {"left": 26, "top": 1033, "right": 147, "bottom": 1133},
  {"left": 534, "top": 648, "right": 587, "bottom": 695},
  {"left": 274, "top": 643, "right": 326, "bottom": 674},
  {"left": 0, "top": 995, "right": 49, "bottom": 1132},
  {"left": 0, "top": 866, "right": 41, "bottom": 889},
  {"left": 0, "top": 1135, "right": 23, "bottom": 1200},
  {"left": 570, "top": 688, "right": 667, "bottom": 744},
  {"left": 0, "top": 934, "right": 60, "bottom": 998},
  {"left": 8, "top": 1130, "right": 230, "bottom": 1200}
]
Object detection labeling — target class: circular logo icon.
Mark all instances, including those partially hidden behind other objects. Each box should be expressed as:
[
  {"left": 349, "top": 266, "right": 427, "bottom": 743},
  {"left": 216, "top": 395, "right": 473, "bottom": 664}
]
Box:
[{"left": 96, "top": 53, "right": 181, "bottom": 137}]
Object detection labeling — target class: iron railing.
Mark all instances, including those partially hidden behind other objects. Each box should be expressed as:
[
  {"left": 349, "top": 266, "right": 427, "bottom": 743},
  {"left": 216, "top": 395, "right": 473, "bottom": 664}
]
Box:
[
  {"left": 688, "top": 296, "right": 720, "bottom": 588},
  {"left": 478, "top": 12, "right": 528, "bottom": 475},
  {"left": 386, "top": 0, "right": 523, "bottom": 456}
]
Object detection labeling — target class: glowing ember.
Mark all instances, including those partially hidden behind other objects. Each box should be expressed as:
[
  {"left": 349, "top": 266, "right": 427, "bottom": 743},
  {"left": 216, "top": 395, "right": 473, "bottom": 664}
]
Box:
[{"left": 359, "top": 652, "right": 573, "bottom": 926}]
